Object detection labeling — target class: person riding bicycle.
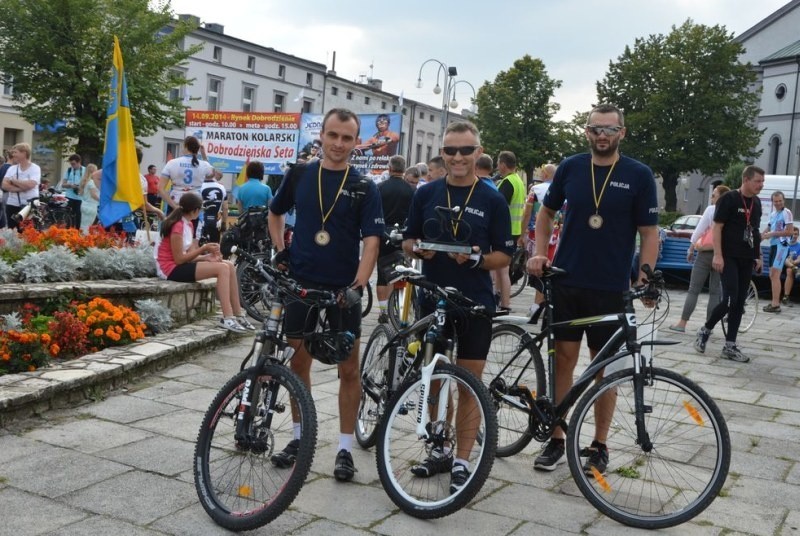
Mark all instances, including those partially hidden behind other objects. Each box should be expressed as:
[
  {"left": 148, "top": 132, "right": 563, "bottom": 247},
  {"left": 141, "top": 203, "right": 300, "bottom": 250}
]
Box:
[
  {"left": 402, "top": 120, "right": 512, "bottom": 493},
  {"left": 528, "top": 103, "right": 660, "bottom": 476},
  {"left": 268, "top": 108, "right": 384, "bottom": 482}
]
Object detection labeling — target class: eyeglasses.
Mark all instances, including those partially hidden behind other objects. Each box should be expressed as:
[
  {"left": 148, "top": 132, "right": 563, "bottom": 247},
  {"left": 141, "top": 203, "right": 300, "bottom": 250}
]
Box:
[
  {"left": 586, "top": 125, "right": 623, "bottom": 136},
  {"left": 442, "top": 145, "right": 479, "bottom": 156}
]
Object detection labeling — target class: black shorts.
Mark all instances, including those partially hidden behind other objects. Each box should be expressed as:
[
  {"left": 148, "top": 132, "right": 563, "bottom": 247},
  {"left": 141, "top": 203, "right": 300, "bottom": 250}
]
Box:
[
  {"left": 552, "top": 284, "right": 624, "bottom": 351},
  {"left": 284, "top": 278, "right": 362, "bottom": 339},
  {"left": 419, "top": 303, "right": 492, "bottom": 361},
  {"left": 168, "top": 263, "right": 197, "bottom": 282},
  {"left": 376, "top": 246, "right": 404, "bottom": 286}
]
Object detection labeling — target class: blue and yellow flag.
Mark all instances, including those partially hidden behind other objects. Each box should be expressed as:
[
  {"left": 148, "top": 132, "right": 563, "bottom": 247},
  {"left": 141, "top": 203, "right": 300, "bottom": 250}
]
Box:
[{"left": 99, "top": 36, "right": 143, "bottom": 227}]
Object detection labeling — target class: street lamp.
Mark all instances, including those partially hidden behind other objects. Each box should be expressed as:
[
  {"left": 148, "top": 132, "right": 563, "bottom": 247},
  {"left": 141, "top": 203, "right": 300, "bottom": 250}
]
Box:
[
  {"left": 448, "top": 80, "right": 477, "bottom": 112},
  {"left": 416, "top": 59, "right": 458, "bottom": 141}
]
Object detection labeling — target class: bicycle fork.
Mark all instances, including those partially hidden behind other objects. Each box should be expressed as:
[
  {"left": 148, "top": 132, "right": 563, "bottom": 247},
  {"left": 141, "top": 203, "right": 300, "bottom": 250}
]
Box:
[{"left": 631, "top": 349, "right": 654, "bottom": 453}]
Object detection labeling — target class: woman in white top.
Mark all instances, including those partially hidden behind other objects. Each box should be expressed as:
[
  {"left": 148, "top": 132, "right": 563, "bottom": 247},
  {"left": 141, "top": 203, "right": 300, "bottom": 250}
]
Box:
[
  {"left": 1, "top": 143, "right": 42, "bottom": 229},
  {"left": 158, "top": 136, "right": 216, "bottom": 211},
  {"left": 79, "top": 164, "right": 100, "bottom": 233},
  {"left": 669, "top": 184, "right": 731, "bottom": 332}
]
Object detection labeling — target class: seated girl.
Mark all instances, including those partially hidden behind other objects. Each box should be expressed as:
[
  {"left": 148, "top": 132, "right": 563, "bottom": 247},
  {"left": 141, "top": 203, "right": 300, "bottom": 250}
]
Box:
[{"left": 155, "top": 192, "right": 254, "bottom": 333}]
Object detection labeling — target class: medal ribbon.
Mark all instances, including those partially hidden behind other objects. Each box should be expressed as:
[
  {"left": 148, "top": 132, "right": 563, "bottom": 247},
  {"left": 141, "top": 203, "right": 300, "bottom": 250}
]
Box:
[
  {"left": 740, "top": 191, "right": 753, "bottom": 226},
  {"left": 318, "top": 163, "right": 350, "bottom": 229},
  {"left": 590, "top": 159, "right": 618, "bottom": 216},
  {"left": 446, "top": 179, "right": 478, "bottom": 238}
]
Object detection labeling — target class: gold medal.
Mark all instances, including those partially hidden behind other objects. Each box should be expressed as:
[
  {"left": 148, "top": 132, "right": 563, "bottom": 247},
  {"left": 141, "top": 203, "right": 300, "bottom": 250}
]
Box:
[
  {"left": 590, "top": 158, "right": 618, "bottom": 231},
  {"left": 315, "top": 229, "right": 331, "bottom": 246},
  {"left": 588, "top": 214, "right": 603, "bottom": 229}
]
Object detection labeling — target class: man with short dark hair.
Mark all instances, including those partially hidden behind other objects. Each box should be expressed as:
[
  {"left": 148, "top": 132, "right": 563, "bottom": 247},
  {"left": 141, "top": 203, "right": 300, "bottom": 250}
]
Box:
[
  {"left": 268, "top": 108, "right": 384, "bottom": 482},
  {"left": 494, "top": 151, "right": 525, "bottom": 311},
  {"left": 422, "top": 155, "right": 447, "bottom": 186},
  {"left": 144, "top": 164, "right": 161, "bottom": 207},
  {"left": 60, "top": 154, "right": 85, "bottom": 228},
  {"left": 236, "top": 160, "right": 272, "bottom": 212}
]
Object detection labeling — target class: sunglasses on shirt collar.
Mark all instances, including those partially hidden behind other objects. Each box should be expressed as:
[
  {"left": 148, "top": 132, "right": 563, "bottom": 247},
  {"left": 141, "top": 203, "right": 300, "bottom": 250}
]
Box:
[{"left": 442, "top": 145, "right": 479, "bottom": 156}]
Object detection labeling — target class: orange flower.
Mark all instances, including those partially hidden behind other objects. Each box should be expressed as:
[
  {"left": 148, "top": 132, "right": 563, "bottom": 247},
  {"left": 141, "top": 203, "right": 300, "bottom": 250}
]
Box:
[
  {"left": 1, "top": 353, "right": 10, "bottom": 362},
  {"left": 41, "top": 334, "right": 51, "bottom": 345},
  {"left": 94, "top": 328, "right": 104, "bottom": 337},
  {"left": 28, "top": 365, "right": 36, "bottom": 372},
  {"left": 49, "top": 344, "right": 60, "bottom": 357}
]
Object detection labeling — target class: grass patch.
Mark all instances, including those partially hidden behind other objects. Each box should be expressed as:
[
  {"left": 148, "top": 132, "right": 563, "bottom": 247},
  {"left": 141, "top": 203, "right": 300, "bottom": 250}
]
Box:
[{"left": 615, "top": 466, "right": 641, "bottom": 479}]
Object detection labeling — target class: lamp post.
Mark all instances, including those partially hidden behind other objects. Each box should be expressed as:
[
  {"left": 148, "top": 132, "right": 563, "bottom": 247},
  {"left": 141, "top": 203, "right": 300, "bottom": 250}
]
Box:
[
  {"left": 416, "top": 59, "right": 458, "bottom": 142},
  {"left": 448, "top": 80, "right": 477, "bottom": 113}
]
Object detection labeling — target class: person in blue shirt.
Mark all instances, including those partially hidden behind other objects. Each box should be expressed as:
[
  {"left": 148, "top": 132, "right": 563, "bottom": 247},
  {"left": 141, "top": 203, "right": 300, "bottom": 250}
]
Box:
[
  {"left": 236, "top": 160, "right": 273, "bottom": 212},
  {"left": 59, "top": 154, "right": 85, "bottom": 229},
  {"left": 782, "top": 227, "right": 800, "bottom": 304},
  {"left": 403, "top": 120, "right": 512, "bottom": 493},
  {"left": 528, "top": 103, "right": 659, "bottom": 476},
  {"left": 268, "top": 108, "right": 384, "bottom": 483}
]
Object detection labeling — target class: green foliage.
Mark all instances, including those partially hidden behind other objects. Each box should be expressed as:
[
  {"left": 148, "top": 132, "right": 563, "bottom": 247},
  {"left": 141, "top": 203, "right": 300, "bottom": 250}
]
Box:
[
  {"left": 724, "top": 162, "right": 746, "bottom": 189},
  {"left": 473, "top": 55, "right": 564, "bottom": 174},
  {"left": 0, "top": 0, "right": 201, "bottom": 161},
  {"left": 596, "top": 20, "right": 762, "bottom": 211},
  {"left": 659, "top": 211, "right": 683, "bottom": 228},
  {"left": 12, "top": 246, "right": 83, "bottom": 283}
]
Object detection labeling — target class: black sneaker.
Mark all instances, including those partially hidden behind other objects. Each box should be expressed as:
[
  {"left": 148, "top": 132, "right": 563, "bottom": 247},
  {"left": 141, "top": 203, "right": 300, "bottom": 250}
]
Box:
[
  {"left": 377, "top": 313, "right": 389, "bottom": 324},
  {"left": 449, "top": 462, "right": 470, "bottom": 494},
  {"left": 533, "top": 439, "right": 565, "bottom": 471},
  {"left": 763, "top": 304, "right": 781, "bottom": 313},
  {"left": 721, "top": 345, "right": 750, "bottom": 363},
  {"left": 694, "top": 327, "right": 710, "bottom": 354},
  {"left": 271, "top": 439, "right": 299, "bottom": 468},
  {"left": 582, "top": 440, "right": 609, "bottom": 476},
  {"left": 410, "top": 448, "right": 453, "bottom": 477},
  {"left": 333, "top": 449, "right": 356, "bottom": 482}
]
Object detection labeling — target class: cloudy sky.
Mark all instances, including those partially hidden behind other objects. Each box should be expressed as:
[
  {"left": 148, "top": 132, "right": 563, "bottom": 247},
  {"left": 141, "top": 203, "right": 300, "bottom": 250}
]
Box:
[{"left": 167, "top": 0, "right": 790, "bottom": 120}]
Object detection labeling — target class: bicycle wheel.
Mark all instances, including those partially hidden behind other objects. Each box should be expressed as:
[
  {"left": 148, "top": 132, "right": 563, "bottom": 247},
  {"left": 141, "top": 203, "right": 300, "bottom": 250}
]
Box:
[
  {"left": 722, "top": 280, "right": 758, "bottom": 337},
  {"left": 376, "top": 362, "right": 497, "bottom": 519},
  {"left": 566, "top": 367, "right": 730, "bottom": 529},
  {"left": 509, "top": 250, "right": 528, "bottom": 298},
  {"left": 194, "top": 365, "right": 317, "bottom": 531},
  {"left": 356, "top": 324, "right": 394, "bottom": 449},
  {"left": 43, "top": 209, "right": 73, "bottom": 229},
  {"left": 387, "top": 283, "right": 420, "bottom": 330},
  {"left": 361, "top": 281, "right": 373, "bottom": 318},
  {"left": 486, "top": 324, "right": 546, "bottom": 457},
  {"left": 237, "top": 254, "right": 271, "bottom": 323}
]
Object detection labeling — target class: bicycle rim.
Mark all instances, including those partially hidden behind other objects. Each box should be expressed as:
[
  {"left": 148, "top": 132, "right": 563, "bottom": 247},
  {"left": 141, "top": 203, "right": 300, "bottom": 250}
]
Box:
[
  {"left": 510, "top": 272, "right": 528, "bottom": 298},
  {"left": 237, "top": 255, "right": 271, "bottom": 322},
  {"left": 566, "top": 367, "right": 730, "bottom": 529},
  {"left": 194, "top": 366, "right": 317, "bottom": 531},
  {"left": 486, "top": 324, "right": 545, "bottom": 457},
  {"left": 722, "top": 280, "right": 758, "bottom": 336},
  {"left": 376, "top": 363, "right": 497, "bottom": 519},
  {"left": 361, "top": 282, "right": 373, "bottom": 318},
  {"left": 356, "top": 324, "right": 393, "bottom": 449}
]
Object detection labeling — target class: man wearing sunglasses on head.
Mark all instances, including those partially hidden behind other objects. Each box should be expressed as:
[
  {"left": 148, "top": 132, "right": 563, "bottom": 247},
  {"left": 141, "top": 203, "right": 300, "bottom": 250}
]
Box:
[
  {"left": 528, "top": 103, "right": 659, "bottom": 476},
  {"left": 402, "top": 120, "right": 513, "bottom": 493}
]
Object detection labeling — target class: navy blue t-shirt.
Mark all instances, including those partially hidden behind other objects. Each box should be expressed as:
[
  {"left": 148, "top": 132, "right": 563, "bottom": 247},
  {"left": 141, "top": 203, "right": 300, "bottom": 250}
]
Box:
[
  {"left": 544, "top": 153, "right": 658, "bottom": 292},
  {"left": 404, "top": 179, "right": 513, "bottom": 309},
  {"left": 270, "top": 161, "right": 384, "bottom": 286}
]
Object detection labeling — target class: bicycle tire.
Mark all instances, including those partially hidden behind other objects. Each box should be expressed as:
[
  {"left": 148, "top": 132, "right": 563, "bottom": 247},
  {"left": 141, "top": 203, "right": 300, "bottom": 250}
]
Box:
[
  {"left": 361, "top": 281, "right": 373, "bottom": 318},
  {"left": 237, "top": 253, "right": 272, "bottom": 323},
  {"left": 387, "top": 283, "right": 420, "bottom": 330},
  {"left": 566, "top": 367, "right": 730, "bottom": 529},
  {"left": 722, "top": 280, "right": 757, "bottom": 337},
  {"left": 356, "top": 324, "right": 394, "bottom": 448},
  {"left": 376, "top": 362, "right": 497, "bottom": 519},
  {"left": 486, "top": 324, "right": 546, "bottom": 457},
  {"left": 194, "top": 365, "right": 317, "bottom": 531}
]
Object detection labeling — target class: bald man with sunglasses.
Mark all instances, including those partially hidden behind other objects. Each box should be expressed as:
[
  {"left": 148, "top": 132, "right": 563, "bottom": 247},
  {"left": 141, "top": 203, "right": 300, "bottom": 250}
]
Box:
[{"left": 402, "top": 120, "right": 512, "bottom": 493}]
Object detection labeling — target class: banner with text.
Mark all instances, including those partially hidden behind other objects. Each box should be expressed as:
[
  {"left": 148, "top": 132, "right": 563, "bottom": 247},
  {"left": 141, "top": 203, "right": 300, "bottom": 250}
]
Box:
[
  {"left": 185, "top": 111, "right": 300, "bottom": 175},
  {"left": 299, "top": 112, "right": 402, "bottom": 176}
]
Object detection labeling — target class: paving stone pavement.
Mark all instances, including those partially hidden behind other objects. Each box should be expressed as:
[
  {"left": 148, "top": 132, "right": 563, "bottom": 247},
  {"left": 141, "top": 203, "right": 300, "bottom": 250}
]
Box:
[{"left": 1, "top": 284, "right": 799, "bottom": 535}]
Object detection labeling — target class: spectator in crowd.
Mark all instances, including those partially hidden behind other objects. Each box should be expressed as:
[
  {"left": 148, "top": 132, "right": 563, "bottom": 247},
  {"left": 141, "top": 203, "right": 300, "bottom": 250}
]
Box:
[
  {"left": 79, "top": 164, "right": 100, "bottom": 233},
  {"left": 237, "top": 160, "right": 273, "bottom": 212},
  {"left": 0, "top": 149, "right": 13, "bottom": 228},
  {"left": 1, "top": 143, "right": 41, "bottom": 229},
  {"left": 144, "top": 164, "right": 161, "bottom": 207},
  {"left": 199, "top": 173, "right": 228, "bottom": 244},
  {"left": 58, "top": 154, "right": 85, "bottom": 229},
  {"left": 158, "top": 136, "right": 216, "bottom": 212},
  {"left": 493, "top": 151, "right": 526, "bottom": 311},
  {"left": 403, "top": 166, "right": 421, "bottom": 188},
  {"left": 782, "top": 227, "right": 800, "bottom": 304},
  {"left": 761, "top": 191, "right": 794, "bottom": 313}
]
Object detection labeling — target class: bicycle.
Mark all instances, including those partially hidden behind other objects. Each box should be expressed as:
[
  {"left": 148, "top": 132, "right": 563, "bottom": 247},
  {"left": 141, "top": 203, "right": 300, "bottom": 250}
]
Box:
[
  {"left": 195, "top": 248, "right": 353, "bottom": 531},
  {"left": 721, "top": 278, "right": 758, "bottom": 337},
  {"left": 380, "top": 225, "right": 422, "bottom": 330},
  {"left": 357, "top": 265, "right": 499, "bottom": 519},
  {"left": 508, "top": 247, "right": 528, "bottom": 298},
  {"left": 13, "top": 188, "right": 74, "bottom": 230},
  {"left": 486, "top": 265, "right": 730, "bottom": 529}
]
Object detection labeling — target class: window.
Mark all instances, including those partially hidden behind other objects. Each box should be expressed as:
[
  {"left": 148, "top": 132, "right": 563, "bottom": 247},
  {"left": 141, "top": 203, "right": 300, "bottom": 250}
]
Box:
[
  {"left": 278, "top": 64, "right": 286, "bottom": 79},
  {"left": 402, "top": 107, "right": 407, "bottom": 115},
  {"left": 306, "top": 72, "right": 313, "bottom": 87},
  {"left": 331, "top": 86, "right": 339, "bottom": 96},
  {"left": 381, "top": 101, "right": 387, "bottom": 110},
  {"left": 415, "top": 143, "right": 422, "bottom": 164},
  {"left": 302, "top": 99, "right": 313, "bottom": 113},
  {"left": 2, "top": 76, "right": 13, "bottom": 96},
  {"left": 208, "top": 77, "right": 223, "bottom": 111},
  {"left": 776, "top": 83, "right": 788, "bottom": 101},
  {"left": 346, "top": 91, "right": 353, "bottom": 100},
  {"left": 426, "top": 146, "right": 432, "bottom": 162},
  {"left": 392, "top": 104, "right": 397, "bottom": 112},
  {"left": 273, "top": 92, "right": 286, "bottom": 113},
  {"left": 247, "top": 56, "right": 256, "bottom": 71},
  {"left": 364, "top": 96, "right": 371, "bottom": 105},
  {"left": 212, "top": 46, "right": 222, "bottom": 63},
  {"left": 165, "top": 140, "right": 181, "bottom": 162},
  {"left": 242, "top": 84, "right": 256, "bottom": 112},
  {"left": 430, "top": 114, "right": 435, "bottom": 122},
  {"left": 419, "top": 111, "right": 425, "bottom": 119},
  {"left": 768, "top": 135, "right": 781, "bottom": 174},
  {"left": 167, "top": 69, "right": 185, "bottom": 103}
]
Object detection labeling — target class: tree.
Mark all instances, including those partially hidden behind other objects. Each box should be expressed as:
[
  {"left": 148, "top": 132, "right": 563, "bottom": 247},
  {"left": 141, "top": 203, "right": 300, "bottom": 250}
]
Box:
[
  {"left": 0, "top": 0, "right": 200, "bottom": 163},
  {"left": 551, "top": 111, "right": 590, "bottom": 163},
  {"left": 473, "top": 55, "right": 562, "bottom": 176},
  {"left": 596, "top": 20, "right": 762, "bottom": 212}
]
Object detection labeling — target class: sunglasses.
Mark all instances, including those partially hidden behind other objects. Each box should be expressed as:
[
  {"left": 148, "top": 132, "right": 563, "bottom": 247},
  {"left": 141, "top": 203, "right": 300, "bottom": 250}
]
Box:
[
  {"left": 442, "top": 145, "right": 479, "bottom": 156},
  {"left": 586, "top": 125, "right": 623, "bottom": 136}
]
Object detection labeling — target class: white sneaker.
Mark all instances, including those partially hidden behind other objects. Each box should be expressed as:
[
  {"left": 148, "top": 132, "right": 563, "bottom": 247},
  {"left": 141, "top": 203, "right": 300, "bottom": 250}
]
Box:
[
  {"left": 219, "top": 317, "right": 248, "bottom": 334},
  {"left": 236, "top": 315, "right": 256, "bottom": 330}
]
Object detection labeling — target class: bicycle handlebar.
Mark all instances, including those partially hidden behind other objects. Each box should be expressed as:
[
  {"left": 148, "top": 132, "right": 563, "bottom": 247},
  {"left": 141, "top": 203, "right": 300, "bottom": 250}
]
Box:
[{"left": 392, "top": 266, "right": 487, "bottom": 315}]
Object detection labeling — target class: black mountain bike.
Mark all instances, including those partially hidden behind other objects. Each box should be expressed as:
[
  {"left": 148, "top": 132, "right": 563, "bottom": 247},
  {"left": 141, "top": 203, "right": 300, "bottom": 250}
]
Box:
[
  {"left": 357, "top": 266, "right": 498, "bottom": 519},
  {"left": 486, "top": 265, "right": 730, "bottom": 529},
  {"left": 194, "top": 248, "right": 351, "bottom": 531}
]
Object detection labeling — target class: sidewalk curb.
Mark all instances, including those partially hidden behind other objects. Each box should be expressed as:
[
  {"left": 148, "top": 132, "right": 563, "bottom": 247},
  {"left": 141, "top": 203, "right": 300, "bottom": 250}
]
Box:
[{"left": 0, "top": 318, "right": 239, "bottom": 426}]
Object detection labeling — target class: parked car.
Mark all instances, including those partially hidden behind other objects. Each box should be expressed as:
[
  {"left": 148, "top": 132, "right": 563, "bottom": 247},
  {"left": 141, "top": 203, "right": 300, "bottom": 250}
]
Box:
[{"left": 665, "top": 215, "right": 701, "bottom": 238}]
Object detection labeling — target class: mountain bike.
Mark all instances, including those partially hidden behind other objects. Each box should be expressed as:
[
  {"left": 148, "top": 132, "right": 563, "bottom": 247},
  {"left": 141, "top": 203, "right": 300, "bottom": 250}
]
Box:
[
  {"left": 13, "top": 188, "right": 74, "bottom": 230},
  {"left": 381, "top": 225, "right": 422, "bottom": 330},
  {"left": 195, "top": 248, "right": 353, "bottom": 531},
  {"left": 357, "top": 266, "right": 499, "bottom": 519},
  {"left": 486, "top": 265, "right": 730, "bottom": 529}
]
